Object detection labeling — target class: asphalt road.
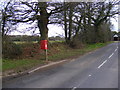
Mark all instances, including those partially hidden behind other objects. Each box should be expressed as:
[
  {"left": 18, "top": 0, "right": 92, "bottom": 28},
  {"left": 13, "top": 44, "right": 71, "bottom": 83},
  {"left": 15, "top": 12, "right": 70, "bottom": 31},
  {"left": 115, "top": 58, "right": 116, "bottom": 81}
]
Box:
[{"left": 3, "top": 42, "right": 119, "bottom": 89}]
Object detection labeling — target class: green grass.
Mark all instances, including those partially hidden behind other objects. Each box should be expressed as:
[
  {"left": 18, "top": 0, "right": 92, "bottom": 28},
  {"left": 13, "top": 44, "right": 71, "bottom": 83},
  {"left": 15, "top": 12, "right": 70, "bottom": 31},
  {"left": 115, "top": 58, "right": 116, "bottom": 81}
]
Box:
[
  {"left": 14, "top": 41, "right": 64, "bottom": 44},
  {"left": 3, "top": 59, "right": 44, "bottom": 72},
  {"left": 48, "top": 42, "right": 111, "bottom": 61},
  {"left": 14, "top": 41, "right": 38, "bottom": 44},
  {"left": 2, "top": 41, "right": 113, "bottom": 73},
  {"left": 49, "top": 40, "right": 64, "bottom": 43}
]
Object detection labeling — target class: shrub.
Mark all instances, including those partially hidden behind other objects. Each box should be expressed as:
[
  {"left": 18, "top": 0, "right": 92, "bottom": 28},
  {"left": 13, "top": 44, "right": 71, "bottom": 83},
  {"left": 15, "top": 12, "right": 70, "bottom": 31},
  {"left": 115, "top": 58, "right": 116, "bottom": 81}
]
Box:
[
  {"left": 2, "top": 41, "right": 22, "bottom": 59},
  {"left": 70, "top": 36, "right": 84, "bottom": 49}
]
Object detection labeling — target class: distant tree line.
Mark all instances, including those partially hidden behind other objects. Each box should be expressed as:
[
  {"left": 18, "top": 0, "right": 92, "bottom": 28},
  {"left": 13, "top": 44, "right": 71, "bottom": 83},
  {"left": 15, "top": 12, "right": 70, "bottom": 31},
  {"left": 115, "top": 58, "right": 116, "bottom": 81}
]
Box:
[
  {"left": 49, "top": 36, "right": 65, "bottom": 41},
  {"left": 8, "top": 35, "right": 40, "bottom": 42},
  {"left": 7, "top": 35, "right": 64, "bottom": 42}
]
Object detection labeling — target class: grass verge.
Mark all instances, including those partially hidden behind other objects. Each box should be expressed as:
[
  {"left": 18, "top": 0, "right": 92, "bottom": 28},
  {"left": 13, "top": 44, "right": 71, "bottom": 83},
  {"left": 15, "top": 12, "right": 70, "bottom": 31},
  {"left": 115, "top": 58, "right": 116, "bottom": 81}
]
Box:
[
  {"left": 48, "top": 42, "right": 112, "bottom": 61},
  {"left": 2, "top": 41, "right": 113, "bottom": 74},
  {"left": 3, "top": 59, "right": 44, "bottom": 73}
]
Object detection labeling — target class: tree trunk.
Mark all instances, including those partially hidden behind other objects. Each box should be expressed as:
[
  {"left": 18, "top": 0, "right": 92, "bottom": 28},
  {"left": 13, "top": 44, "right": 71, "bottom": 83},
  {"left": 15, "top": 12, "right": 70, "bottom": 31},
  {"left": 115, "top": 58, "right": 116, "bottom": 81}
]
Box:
[
  {"left": 68, "top": 3, "right": 73, "bottom": 43},
  {"left": 64, "top": 2, "right": 68, "bottom": 43},
  {"left": 94, "top": 25, "right": 99, "bottom": 43},
  {"left": 37, "top": 2, "right": 49, "bottom": 40},
  {"left": 2, "top": 12, "right": 6, "bottom": 38}
]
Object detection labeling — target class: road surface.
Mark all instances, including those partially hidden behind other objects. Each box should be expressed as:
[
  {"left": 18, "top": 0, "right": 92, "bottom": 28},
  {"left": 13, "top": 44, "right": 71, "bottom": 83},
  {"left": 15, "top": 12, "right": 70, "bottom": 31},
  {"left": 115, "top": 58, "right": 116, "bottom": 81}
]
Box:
[{"left": 3, "top": 42, "right": 119, "bottom": 89}]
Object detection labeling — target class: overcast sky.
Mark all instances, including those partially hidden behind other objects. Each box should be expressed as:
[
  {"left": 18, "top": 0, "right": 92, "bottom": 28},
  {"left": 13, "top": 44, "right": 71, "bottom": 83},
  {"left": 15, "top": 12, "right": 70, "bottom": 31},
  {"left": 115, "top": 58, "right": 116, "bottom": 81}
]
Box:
[
  {"left": 10, "top": 24, "right": 65, "bottom": 37},
  {"left": 110, "top": 15, "right": 118, "bottom": 31}
]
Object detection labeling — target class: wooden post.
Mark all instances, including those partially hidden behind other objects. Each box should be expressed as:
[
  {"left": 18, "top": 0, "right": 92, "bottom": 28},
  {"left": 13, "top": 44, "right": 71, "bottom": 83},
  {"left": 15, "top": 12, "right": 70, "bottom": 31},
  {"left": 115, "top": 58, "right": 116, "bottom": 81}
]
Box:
[{"left": 45, "top": 49, "right": 48, "bottom": 62}]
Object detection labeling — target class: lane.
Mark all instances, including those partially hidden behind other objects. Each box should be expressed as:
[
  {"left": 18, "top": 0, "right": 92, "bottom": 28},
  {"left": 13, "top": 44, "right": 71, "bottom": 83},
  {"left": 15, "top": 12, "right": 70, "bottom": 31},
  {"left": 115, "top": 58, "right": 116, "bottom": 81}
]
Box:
[
  {"left": 3, "top": 42, "right": 118, "bottom": 88},
  {"left": 77, "top": 47, "right": 118, "bottom": 88}
]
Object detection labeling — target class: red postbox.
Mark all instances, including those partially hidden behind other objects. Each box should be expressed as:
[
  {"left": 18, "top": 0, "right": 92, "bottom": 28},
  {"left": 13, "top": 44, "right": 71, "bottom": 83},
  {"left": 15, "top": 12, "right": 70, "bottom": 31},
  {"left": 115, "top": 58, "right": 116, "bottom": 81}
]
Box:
[{"left": 40, "top": 40, "right": 48, "bottom": 49}]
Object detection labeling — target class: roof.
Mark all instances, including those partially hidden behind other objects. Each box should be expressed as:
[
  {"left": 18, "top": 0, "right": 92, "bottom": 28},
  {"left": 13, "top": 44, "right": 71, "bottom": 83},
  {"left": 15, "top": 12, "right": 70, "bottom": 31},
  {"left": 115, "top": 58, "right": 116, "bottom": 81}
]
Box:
[{"left": 113, "top": 35, "right": 118, "bottom": 37}]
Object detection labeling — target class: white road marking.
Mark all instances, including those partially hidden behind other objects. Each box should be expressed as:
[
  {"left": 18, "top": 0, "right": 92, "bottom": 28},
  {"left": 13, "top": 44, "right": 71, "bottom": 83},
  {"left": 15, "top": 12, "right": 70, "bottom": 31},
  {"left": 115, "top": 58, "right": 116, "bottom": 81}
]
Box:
[
  {"left": 115, "top": 49, "right": 117, "bottom": 52},
  {"left": 108, "top": 53, "right": 114, "bottom": 59},
  {"left": 98, "top": 47, "right": 117, "bottom": 69},
  {"left": 98, "top": 60, "right": 107, "bottom": 69},
  {"left": 88, "top": 74, "right": 92, "bottom": 77},
  {"left": 72, "top": 87, "right": 77, "bottom": 90}
]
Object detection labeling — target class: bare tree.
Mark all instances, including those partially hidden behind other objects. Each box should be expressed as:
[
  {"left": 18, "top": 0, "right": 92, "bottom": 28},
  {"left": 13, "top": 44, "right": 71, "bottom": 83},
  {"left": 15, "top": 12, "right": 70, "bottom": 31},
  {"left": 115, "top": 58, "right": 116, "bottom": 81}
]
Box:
[
  {"left": 1, "top": 0, "right": 12, "bottom": 38},
  {"left": 7, "top": 1, "right": 67, "bottom": 41},
  {"left": 85, "top": 2, "right": 119, "bottom": 42}
]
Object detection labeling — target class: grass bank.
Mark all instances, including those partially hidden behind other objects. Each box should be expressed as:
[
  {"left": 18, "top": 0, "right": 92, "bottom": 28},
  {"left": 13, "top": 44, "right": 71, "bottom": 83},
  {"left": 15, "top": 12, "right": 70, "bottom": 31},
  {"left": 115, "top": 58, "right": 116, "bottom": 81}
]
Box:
[
  {"left": 48, "top": 42, "right": 112, "bottom": 61},
  {"left": 2, "top": 41, "right": 113, "bottom": 74}
]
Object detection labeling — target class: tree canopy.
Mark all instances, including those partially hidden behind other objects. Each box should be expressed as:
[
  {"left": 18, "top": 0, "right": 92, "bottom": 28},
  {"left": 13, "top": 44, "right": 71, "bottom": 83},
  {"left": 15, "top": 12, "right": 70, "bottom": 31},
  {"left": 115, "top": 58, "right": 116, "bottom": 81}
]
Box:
[{"left": 1, "top": 1, "right": 119, "bottom": 44}]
